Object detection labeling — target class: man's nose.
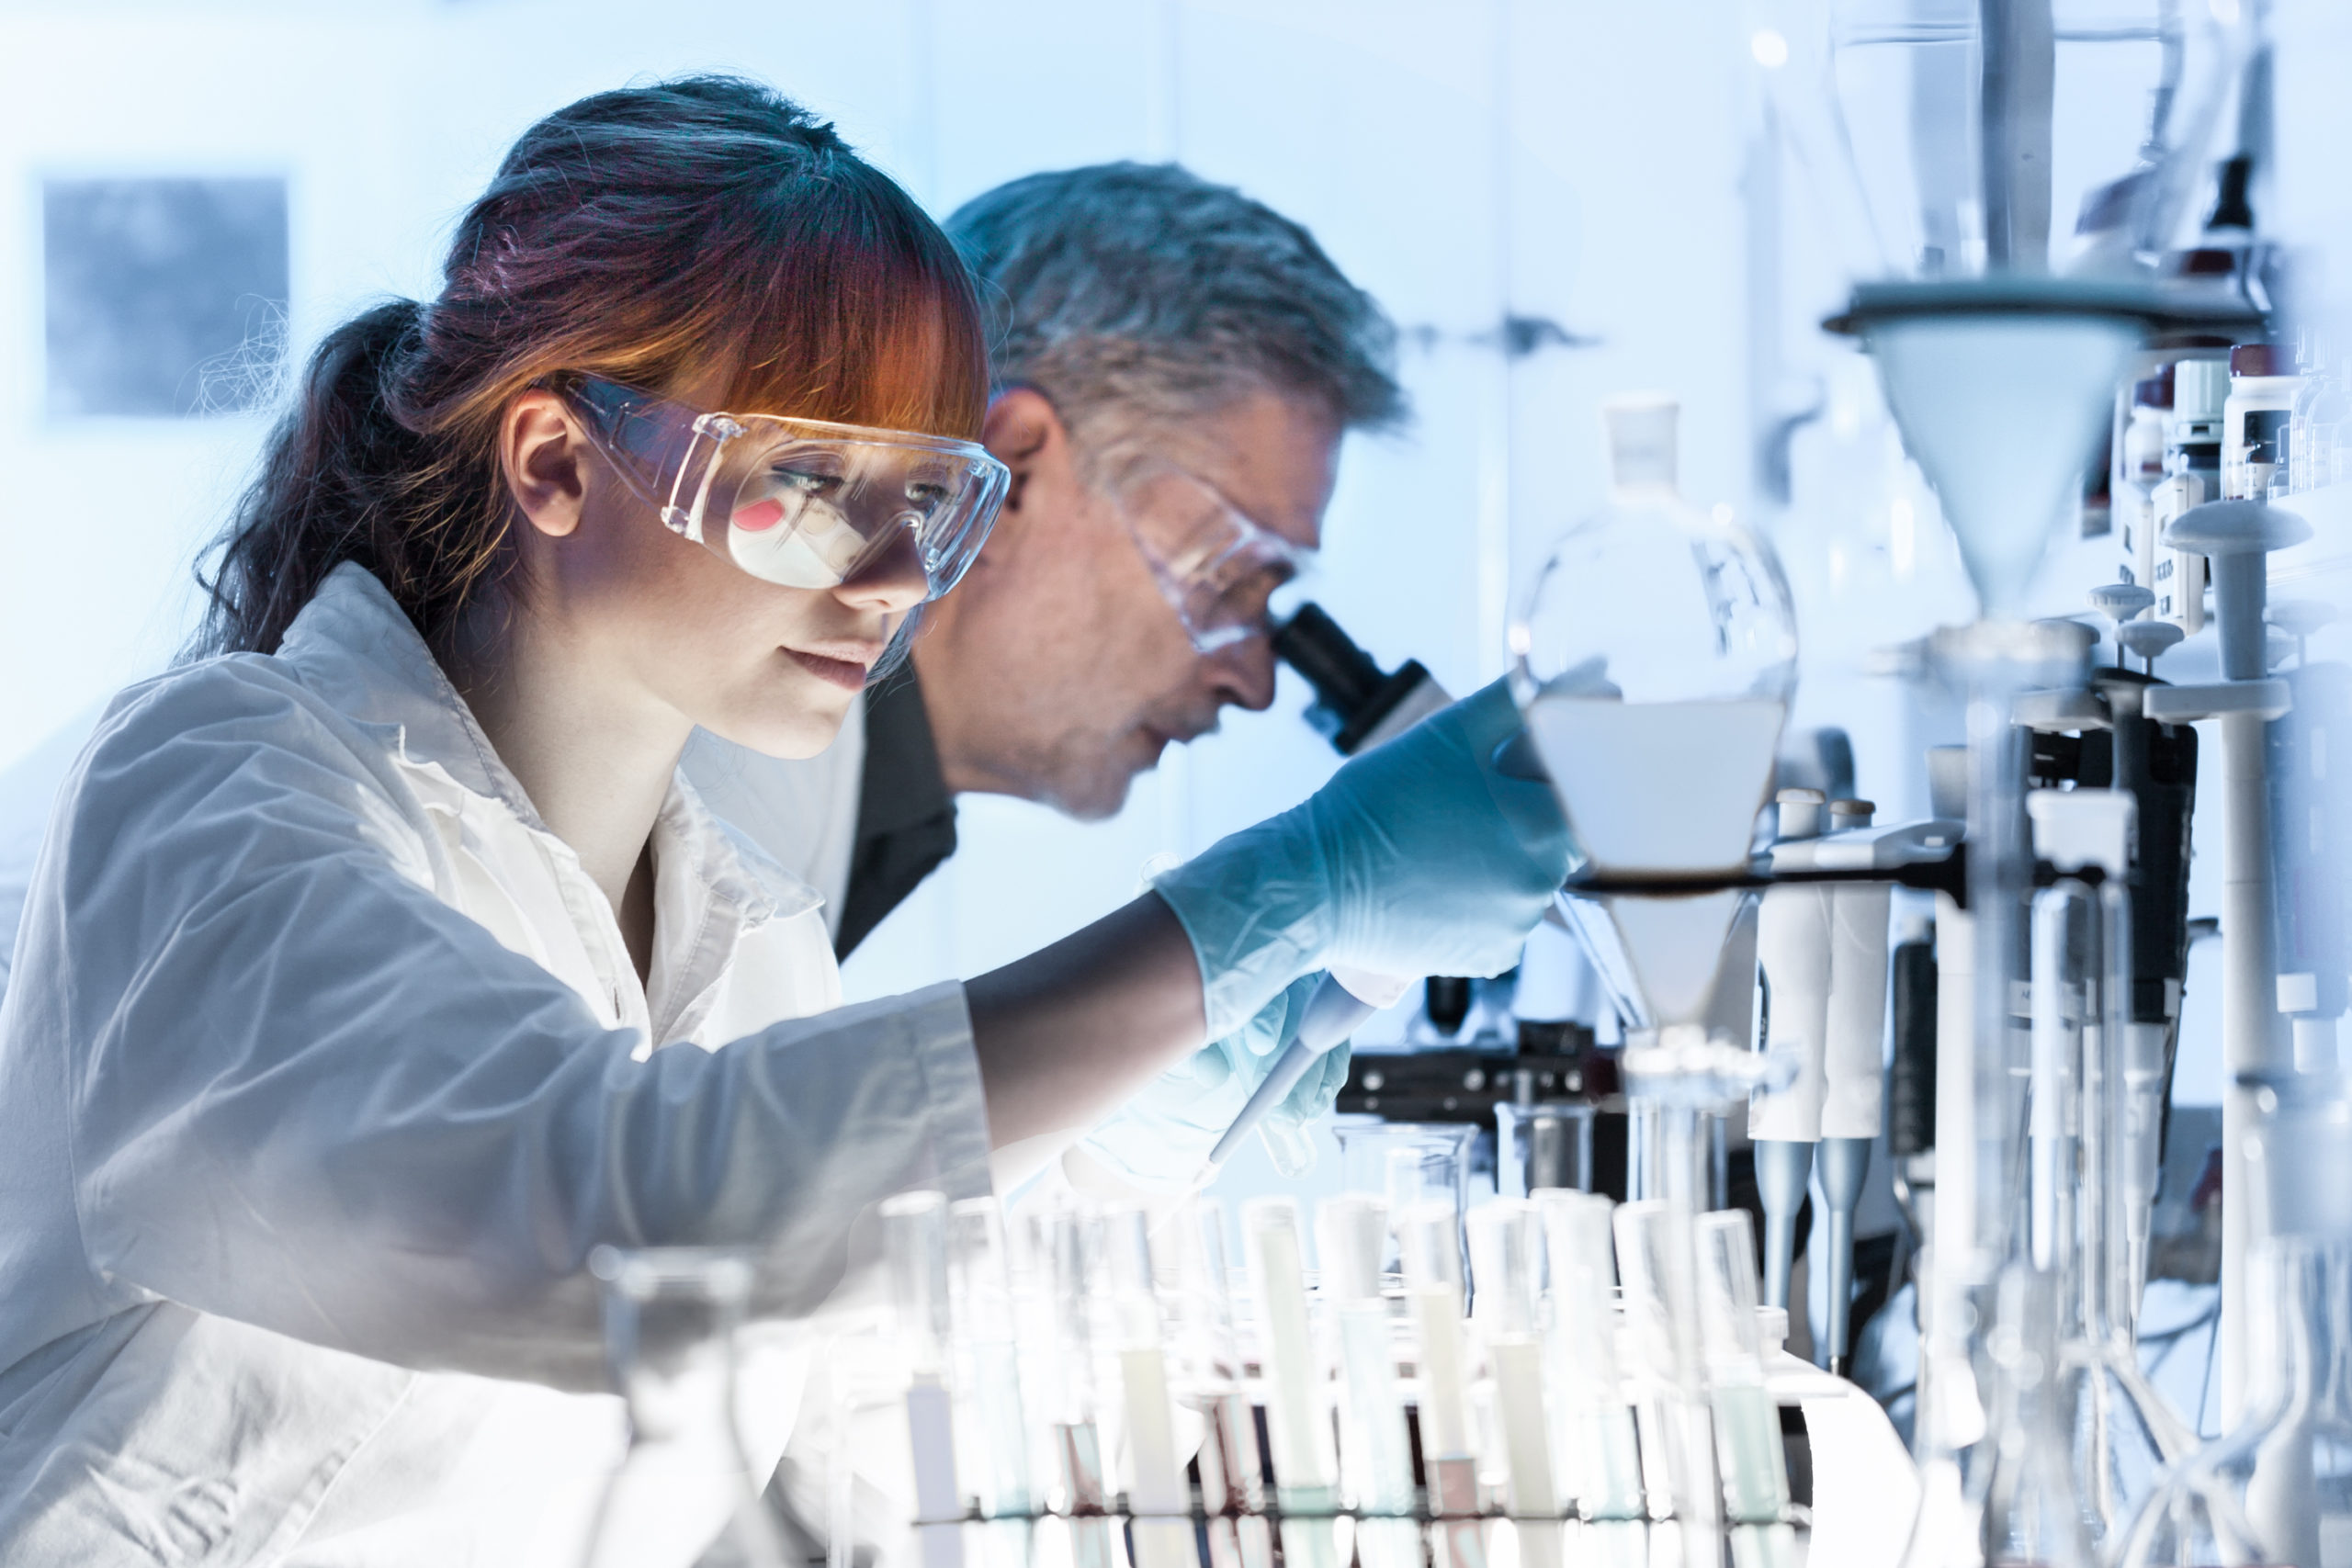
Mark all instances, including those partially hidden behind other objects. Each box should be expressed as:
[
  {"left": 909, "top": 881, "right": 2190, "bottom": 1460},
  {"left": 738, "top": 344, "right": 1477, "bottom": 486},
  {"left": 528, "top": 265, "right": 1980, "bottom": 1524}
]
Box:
[{"left": 1205, "top": 634, "right": 1278, "bottom": 712}]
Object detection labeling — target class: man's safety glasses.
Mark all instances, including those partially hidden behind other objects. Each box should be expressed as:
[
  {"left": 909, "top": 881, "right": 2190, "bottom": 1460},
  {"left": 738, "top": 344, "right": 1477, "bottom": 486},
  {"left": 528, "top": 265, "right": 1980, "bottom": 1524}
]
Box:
[
  {"left": 1116, "top": 465, "right": 1313, "bottom": 653},
  {"left": 560, "top": 377, "right": 1012, "bottom": 602}
]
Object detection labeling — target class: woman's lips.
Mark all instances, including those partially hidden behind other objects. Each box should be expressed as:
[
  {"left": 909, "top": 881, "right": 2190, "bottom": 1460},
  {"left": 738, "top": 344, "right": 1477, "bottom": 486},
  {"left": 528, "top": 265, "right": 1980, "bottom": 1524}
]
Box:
[{"left": 784, "top": 647, "right": 870, "bottom": 691}]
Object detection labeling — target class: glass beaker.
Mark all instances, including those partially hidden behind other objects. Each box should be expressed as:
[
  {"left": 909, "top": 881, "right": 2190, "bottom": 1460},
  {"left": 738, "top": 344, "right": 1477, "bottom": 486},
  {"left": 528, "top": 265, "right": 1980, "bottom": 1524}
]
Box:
[
  {"left": 1498, "top": 1100, "right": 1597, "bottom": 1197},
  {"left": 582, "top": 1246, "right": 788, "bottom": 1568},
  {"left": 1331, "top": 1116, "right": 1477, "bottom": 1267}
]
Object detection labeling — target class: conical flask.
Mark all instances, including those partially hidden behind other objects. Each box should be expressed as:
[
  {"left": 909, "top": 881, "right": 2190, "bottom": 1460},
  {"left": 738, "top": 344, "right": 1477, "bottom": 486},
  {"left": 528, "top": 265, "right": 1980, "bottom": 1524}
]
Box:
[
  {"left": 1962, "top": 1268, "right": 2099, "bottom": 1568},
  {"left": 2037, "top": 876, "right": 2194, "bottom": 1544},
  {"left": 2117, "top": 1233, "right": 2352, "bottom": 1567},
  {"left": 582, "top": 1246, "right": 788, "bottom": 1568},
  {"left": 2119, "top": 1073, "right": 2352, "bottom": 1568}
]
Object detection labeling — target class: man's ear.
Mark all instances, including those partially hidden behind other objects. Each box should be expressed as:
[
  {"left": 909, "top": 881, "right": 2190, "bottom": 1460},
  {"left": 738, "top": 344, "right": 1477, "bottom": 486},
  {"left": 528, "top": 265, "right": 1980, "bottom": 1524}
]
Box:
[
  {"left": 500, "top": 390, "right": 588, "bottom": 539},
  {"left": 981, "top": 387, "right": 1066, "bottom": 515}
]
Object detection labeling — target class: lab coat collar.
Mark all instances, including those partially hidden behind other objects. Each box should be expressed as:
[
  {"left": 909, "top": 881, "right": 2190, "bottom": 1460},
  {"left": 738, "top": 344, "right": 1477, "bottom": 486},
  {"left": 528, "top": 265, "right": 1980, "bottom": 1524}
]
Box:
[
  {"left": 276, "top": 563, "right": 540, "bottom": 828},
  {"left": 274, "top": 563, "right": 821, "bottom": 939}
]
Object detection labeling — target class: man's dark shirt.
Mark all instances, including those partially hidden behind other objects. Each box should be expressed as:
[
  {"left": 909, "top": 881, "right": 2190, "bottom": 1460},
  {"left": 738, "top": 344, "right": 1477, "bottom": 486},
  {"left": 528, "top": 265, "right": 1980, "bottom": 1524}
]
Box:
[{"left": 834, "top": 669, "right": 958, "bottom": 958}]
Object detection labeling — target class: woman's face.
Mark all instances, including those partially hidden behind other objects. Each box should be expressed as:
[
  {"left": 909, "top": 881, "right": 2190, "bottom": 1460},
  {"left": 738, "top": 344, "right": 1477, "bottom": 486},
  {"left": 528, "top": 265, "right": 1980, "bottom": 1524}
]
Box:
[{"left": 496, "top": 379, "right": 932, "bottom": 761}]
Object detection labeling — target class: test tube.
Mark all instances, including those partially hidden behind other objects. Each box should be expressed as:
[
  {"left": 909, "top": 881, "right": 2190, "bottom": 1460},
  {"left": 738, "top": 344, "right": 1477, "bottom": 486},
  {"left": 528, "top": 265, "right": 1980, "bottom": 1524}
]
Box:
[
  {"left": 1693, "top": 1210, "right": 1796, "bottom": 1568},
  {"left": 1101, "top": 1208, "right": 1192, "bottom": 1568},
  {"left": 882, "top": 1191, "right": 968, "bottom": 1568},
  {"left": 1398, "top": 1201, "right": 1484, "bottom": 1568},
  {"left": 1315, "top": 1196, "right": 1419, "bottom": 1568},
  {"left": 1165, "top": 1201, "right": 1271, "bottom": 1568},
  {"left": 1533, "top": 1190, "right": 1645, "bottom": 1523},
  {"left": 947, "top": 1199, "right": 1033, "bottom": 1522},
  {"left": 1241, "top": 1198, "right": 1340, "bottom": 1568},
  {"left": 1023, "top": 1205, "right": 1114, "bottom": 1568},
  {"left": 1467, "top": 1201, "right": 1565, "bottom": 1568},
  {"left": 1611, "top": 1201, "right": 1721, "bottom": 1545}
]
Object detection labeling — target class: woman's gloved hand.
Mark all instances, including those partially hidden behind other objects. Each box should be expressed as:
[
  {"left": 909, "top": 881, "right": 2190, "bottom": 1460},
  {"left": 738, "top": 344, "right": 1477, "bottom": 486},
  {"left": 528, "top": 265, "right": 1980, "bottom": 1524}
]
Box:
[
  {"left": 1075, "top": 973, "right": 1345, "bottom": 1189},
  {"left": 1153, "top": 678, "right": 1572, "bottom": 1041}
]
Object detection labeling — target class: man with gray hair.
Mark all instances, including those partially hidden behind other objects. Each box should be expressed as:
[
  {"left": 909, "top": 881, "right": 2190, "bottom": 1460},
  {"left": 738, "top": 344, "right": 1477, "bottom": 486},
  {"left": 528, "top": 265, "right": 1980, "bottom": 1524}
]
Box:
[{"left": 684, "top": 162, "right": 1405, "bottom": 962}]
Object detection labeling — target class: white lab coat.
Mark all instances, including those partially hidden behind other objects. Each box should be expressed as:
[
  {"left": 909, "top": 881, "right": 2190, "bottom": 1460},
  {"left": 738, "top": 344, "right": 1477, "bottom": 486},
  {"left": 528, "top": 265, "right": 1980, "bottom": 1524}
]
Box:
[
  {"left": 0, "top": 564, "right": 993, "bottom": 1566},
  {"left": 682, "top": 701, "right": 865, "bottom": 942}
]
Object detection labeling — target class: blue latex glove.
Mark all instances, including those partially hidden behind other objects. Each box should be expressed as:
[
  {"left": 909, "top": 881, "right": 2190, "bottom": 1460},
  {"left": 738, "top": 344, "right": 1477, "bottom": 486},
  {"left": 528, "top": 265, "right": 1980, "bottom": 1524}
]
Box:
[
  {"left": 1153, "top": 678, "right": 1573, "bottom": 1040},
  {"left": 1076, "top": 973, "right": 1347, "bottom": 1188}
]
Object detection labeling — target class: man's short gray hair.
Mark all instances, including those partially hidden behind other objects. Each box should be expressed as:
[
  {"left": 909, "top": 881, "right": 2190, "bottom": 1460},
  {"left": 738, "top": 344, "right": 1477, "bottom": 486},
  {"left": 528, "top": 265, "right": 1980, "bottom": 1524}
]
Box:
[{"left": 944, "top": 164, "right": 1405, "bottom": 476}]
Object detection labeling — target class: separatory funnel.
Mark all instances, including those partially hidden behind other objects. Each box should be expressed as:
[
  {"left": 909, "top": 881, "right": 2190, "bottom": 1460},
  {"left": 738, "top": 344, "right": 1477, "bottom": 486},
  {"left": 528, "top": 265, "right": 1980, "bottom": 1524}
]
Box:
[
  {"left": 1511, "top": 394, "right": 1799, "bottom": 1564},
  {"left": 1511, "top": 392, "right": 1799, "bottom": 1105}
]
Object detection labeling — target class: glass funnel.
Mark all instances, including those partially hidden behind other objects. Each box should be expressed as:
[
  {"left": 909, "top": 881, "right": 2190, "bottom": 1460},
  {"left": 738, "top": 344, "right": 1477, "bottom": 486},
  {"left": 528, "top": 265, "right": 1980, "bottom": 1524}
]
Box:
[{"left": 582, "top": 1246, "right": 788, "bottom": 1568}]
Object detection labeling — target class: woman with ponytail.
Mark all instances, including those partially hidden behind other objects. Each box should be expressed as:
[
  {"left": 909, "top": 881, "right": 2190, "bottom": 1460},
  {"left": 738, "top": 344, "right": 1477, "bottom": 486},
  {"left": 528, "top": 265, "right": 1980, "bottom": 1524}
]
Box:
[{"left": 0, "top": 78, "right": 1568, "bottom": 1563}]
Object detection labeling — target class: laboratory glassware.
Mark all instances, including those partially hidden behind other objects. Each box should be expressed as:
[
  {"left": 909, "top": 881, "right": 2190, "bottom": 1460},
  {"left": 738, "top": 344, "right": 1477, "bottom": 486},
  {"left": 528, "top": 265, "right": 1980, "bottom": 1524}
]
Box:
[
  {"left": 1400, "top": 1201, "right": 1487, "bottom": 1568},
  {"left": 1514, "top": 393, "right": 1794, "bottom": 1568},
  {"left": 1331, "top": 1115, "right": 1477, "bottom": 1261},
  {"left": 1510, "top": 391, "right": 1795, "bottom": 1101},
  {"left": 945, "top": 1198, "right": 1033, "bottom": 1523},
  {"left": 1467, "top": 1200, "right": 1567, "bottom": 1568},
  {"left": 1315, "top": 1195, "right": 1419, "bottom": 1568},
  {"left": 1240, "top": 1197, "right": 1341, "bottom": 1568},
  {"left": 1100, "top": 1207, "right": 1192, "bottom": 1568},
  {"left": 561, "top": 376, "right": 1009, "bottom": 600},
  {"left": 1612, "top": 1200, "right": 1727, "bottom": 1564},
  {"left": 2019, "top": 833, "right": 2196, "bottom": 1546},
  {"left": 1023, "top": 1204, "right": 1117, "bottom": 1568},
  {"left": 582, "top": 1246, "right": 789, "bottom": 1568},
  {"left": 1535, "top": 1190, "right": 1648, "bottom": 1525},
  {"left": 1496, "top": 1100, "right": 1596, "bottom": 1198},
  {"left": 1164, "top": 1199, "right": 1272, "bottom": 1568},
  {"left": 1694, "top": 1210, "right": 1800, "bottom": 1568},
  {"left": 2116, "top": 1233, "right": 2352, "bottom": 1568},
  {"left": 883, "top": 1192, "right": 972, "bottom": 1568},
  {"left": 1978, "top": 1268, "right": 2099, "bottom": 1568},
  {"left": 1747, "top": 8, "right": 2251, "bottom": 1527}
]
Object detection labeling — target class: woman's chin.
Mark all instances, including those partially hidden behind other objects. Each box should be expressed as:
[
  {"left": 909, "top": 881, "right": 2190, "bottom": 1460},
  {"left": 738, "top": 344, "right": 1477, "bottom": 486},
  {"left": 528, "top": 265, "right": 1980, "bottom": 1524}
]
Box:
[{"left": 709, "top": 700, "right": 851, "bottom": 761}]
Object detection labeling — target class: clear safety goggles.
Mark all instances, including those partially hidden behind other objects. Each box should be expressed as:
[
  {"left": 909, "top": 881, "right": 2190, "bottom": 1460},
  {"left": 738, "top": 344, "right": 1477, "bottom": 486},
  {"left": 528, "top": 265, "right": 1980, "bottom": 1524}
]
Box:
[
  {"left": 1115, "top": 465, "right": 1313, "bottom": 653},
  {"left": 561, "top": 377, "right": 1011, "bottom": 601}
]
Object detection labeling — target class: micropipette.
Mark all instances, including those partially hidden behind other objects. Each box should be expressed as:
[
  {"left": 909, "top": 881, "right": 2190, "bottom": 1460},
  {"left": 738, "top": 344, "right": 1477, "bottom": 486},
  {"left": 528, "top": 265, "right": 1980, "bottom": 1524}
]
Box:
[{"left": 1195, "top": 972, "right": 1389, "bottom": 1182}]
